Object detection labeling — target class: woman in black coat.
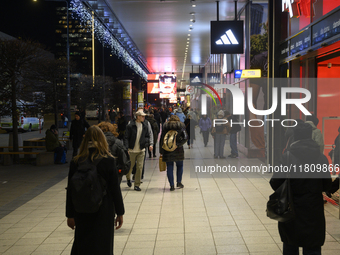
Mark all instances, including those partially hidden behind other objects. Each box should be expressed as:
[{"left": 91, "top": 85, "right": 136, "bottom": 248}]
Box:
[
  {"left": 66, "top": 126, "right": 124, "bottom": 255},
  {"left": 160, "top": 115, "right": 188, "bottom": 191},
  {"left": 270, "top": 123, "right": 331, "bottom": 255}
]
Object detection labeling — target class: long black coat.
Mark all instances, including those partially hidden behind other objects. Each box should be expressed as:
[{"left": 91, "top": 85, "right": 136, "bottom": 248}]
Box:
[
  {"left": 70, "top": 119, "right": 90, "bottom": 148},
  {"left": 160, "top": 120, "right": 187, "bottom": 162},
  {"left": 270, "top": 139, "right": 332, "bottom": 248},
  {"left": 66, "top": 149, "right": 125, "bottom": 255}
]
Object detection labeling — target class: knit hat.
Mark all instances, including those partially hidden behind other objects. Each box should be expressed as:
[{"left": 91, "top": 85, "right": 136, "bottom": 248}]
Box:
[
  {"left": 75, "top": 112, "right": 81, "bottom": 117},
  {"left": 217, "top": 110, "right": 224, "bottom": 117},
  {"left": 294, "top": 122, "right": 312, "bottom": 141},
  {"left": 177, "top": 108, "right": 183, "bottom": 113}
]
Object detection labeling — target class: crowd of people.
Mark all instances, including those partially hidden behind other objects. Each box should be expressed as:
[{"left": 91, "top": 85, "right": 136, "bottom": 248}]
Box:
[{"left": 41, "top": 104, "right": 340, "bottom": 255}]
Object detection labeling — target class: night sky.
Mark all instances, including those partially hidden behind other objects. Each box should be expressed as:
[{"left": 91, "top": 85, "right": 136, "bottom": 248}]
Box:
[{"left": 0, "top": 0, "right": 63, "bottom": 53}]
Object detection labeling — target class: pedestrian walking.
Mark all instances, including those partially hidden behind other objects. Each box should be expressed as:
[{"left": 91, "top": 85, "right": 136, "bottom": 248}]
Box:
[
  {"left": 124, "top": 109, "right": 151, "bottom": 191},
  {"left": 159, "top": 115, "right": 188, "bottom": 191},
  {"left": 66, "top": 126, "right": 125, "bottom": 255},
  {"left": 199, "top": 115, "right": 212, "bottom": 147},
  {"left": 211, "top": 110, "right": 229, "bottom": 158},
  {"left": 270, "top": 123, "right": 332, "bottom": 255},
  {"left": 70, "top": 112, "right": 90, "bottom": 157}
]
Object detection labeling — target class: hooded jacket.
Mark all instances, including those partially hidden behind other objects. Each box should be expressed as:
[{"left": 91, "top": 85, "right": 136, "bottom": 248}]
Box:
[
  {"left": 270, "top": 138, "right": 332, "bottom": 247},
  {"left": 159, "top": 120, "right": 187, "bottom": 162}
]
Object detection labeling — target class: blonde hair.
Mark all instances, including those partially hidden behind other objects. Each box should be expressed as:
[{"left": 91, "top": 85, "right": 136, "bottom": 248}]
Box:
[
  {"left": 96, "top": 121, "right": 119, "bottom": 137},
  {"left": 73, "top": 126, "right": 112, "bottom": 163}
]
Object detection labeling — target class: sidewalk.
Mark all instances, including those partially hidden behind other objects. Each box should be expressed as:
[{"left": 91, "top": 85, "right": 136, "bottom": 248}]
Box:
[{"left": 1, "top": 130, "right": 340, "bottom": 254}]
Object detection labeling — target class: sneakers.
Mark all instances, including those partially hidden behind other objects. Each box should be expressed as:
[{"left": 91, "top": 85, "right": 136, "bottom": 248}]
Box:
[
  {"left": 177, "top": 182, "right": 184, "bottom": 189},
  {"left": 127, "top": 180, "right": 132, "bottom": 187},
  {"left": 170, "top": 186, "right": 175, "bottom": 191},
  {"left": 220, "top": 156, "right": 226, "bottom": 159},
  {"left": 134, "top": 186, "right": 141, "bottom": 191},
  {"left": 214, "top": 156, "right": 218, "bottom": 159}
]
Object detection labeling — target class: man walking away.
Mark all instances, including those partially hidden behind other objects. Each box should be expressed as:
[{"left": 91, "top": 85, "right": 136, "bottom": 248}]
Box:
[{"left": 199, "top": 115, "right": 212, "bottom": 147}]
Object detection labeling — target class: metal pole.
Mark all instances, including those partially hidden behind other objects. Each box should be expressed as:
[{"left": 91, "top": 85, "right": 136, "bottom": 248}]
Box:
[
  {"left": 235, "top": 0, "right": 238, "bottom": 21},
  {"left": 216, "top": 1, "right": 219, "bottom": 21},
  {"left": 66, "top": 0, "right": 71, "bottom": 125}
]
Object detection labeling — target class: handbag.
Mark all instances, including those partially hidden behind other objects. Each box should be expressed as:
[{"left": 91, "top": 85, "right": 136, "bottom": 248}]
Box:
[
  {"left": 266, "top": 152, "right": 295, "bottom": 222},
  {"left": 159, "top": 156, "right": 166, "bottom": 172}
]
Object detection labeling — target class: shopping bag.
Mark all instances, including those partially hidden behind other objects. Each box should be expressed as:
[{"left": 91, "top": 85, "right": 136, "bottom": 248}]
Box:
[{"left": 159, "top": 156, "right": 166, "bottom": 172}]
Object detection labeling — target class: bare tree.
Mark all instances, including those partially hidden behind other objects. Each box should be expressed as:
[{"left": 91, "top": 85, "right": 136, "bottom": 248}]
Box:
[
  {"left": 75, "top": 75, "right": 114, "bottom": 121},
  {"left": 0, "top": 38, "right": 51, "bottom": 157}
]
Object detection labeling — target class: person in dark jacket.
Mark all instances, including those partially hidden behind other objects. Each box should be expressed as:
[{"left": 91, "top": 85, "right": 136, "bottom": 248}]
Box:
[
  {"left": 124, "top": 110, "right": 151, "bottom": 191},
  {"left": 146, "top": 113, "right": 159, "bottom": 158},
  {"left": 184, "top": 115, "right": 197, "bottom": 149},
  {"left": 45, "top": 125, "right": 67, "bottom": 164},
  {"left": 160, "top": 115, "right": 188, "bottom": 191},
  {"left": 66, "top": 126, "right": 124, "bottom": 255},
  {"left": 117, "top": 111, "right": 127, "bottom": 140},
  {"left": 153, "top": 109, "right": 162, "bottom": 131},
  {"left": 227, "top": 114, "right": 240, "bottom": 158},
  {"left": 199, "top": 115, "right": 212, "bottom": 147},
  {"left": 70, "top": 112, "right": 90, "bottom": 157},
  {"left": 97, "top": 121, "right": 125, "bottom": 184},
  {"left": 270, "top": 123, "right": 332, "bottom": 255}
]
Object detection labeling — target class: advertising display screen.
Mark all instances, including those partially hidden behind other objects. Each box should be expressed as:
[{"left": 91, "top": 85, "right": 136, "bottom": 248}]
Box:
[
  {"left": 147, "top": 82, "right": 160, "bottom": 94},
  {"left": 159, "top": 74, "right": 177, "bottom": 99}
]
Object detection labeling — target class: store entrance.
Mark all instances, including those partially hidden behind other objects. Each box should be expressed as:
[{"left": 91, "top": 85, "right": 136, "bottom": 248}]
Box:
[{"left": 317, "top": 54, "right": 340, "bottom": 160}]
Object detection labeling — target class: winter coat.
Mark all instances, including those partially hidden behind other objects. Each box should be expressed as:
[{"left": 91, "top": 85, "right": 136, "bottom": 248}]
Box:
[
  {"left": 184, "top": 118, "right": 197, "bottom": 140},
  {"left": 70, "top": 119, "right": 90, "bottom": 148},
  {"left": 153, "top": 111, "right": 162, "bottom": 130},
  {"left": 187, "top": 110, "right": 198, "bottom": 122},
  {"left": 146, "top": 116, "right": 159, "bottom": 144},
  {"left": 199, "top": 117, "right": 212, "bottom": 132},
  {"left": 227, "top": 115, "right": 240, "bottom": 134},
  {"left": 160, "top": 120, "right": 187, "bottom": 162},
  {"left": 124, "top": 119, "right": 150, "bottom": 151},
  {"left": 175, "top": 111, "right": 186, "bottom": 123},
  {"left": 66, "top": 148, "right": 125, "bottom": 255},
  {"left": 45, "top": 129, "right": 60, "bottom": 152},
  {"left": 270, "top": 139, "right": 332, "bottom": 248},
  {"left": 305, "top": 121, "right": 324, "bottom": 153},
  {"left": 103, "top": 132, "right": 124, "bottom": 157}
]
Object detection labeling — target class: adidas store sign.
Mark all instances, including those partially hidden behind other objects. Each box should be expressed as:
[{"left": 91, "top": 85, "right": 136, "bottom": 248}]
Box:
[{"left": 210, "top": 21, "right": 244, "bottom": 54}]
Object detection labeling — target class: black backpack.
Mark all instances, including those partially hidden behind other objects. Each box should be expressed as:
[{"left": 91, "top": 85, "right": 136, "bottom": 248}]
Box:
[
  {"left": 70, "top": 158, "right": 106, "bottom": 213},
  {"left": 115, "top": 143, "right": 131, "bottom": 176}
]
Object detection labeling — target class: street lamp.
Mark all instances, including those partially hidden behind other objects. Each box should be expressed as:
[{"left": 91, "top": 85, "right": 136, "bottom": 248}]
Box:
[{"left": 35, "top": 0, "right": 71, "bottom": 125}]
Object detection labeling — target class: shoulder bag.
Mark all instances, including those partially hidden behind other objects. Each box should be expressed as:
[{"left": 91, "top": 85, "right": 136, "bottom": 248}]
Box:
[{"left": 266, "top": 152, "right": 295, "bottom": 222}]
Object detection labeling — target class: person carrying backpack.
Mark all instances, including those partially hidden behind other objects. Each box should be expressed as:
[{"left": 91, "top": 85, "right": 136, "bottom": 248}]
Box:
[
  {"left": 159, "top": 115, "right": 188, "bottom": 191},
  {"left": 66, "top": 126, "right": 125, "bottom": 255},
  {"left": 97, "top": 122, "right": 131, "bottom": 184}
]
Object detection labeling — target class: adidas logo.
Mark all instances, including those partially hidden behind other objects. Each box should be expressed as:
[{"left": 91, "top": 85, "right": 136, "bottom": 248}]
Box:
[
  {"left": 216, "top": 30, "right": 239, "bottom": 45},
  {"left": 191, "top": 76, "right": 201, "bottom": 83},
  {"left": 209, "top": 77, "right": 220, "bottom": 83}
]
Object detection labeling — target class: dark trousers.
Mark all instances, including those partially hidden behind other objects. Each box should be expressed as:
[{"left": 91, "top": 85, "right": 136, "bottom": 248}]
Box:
[
  {"left": 73, "top": 145, "right": 79, "bottom": 157},
  {"left": 230, "top": 133, "right": 238, "bottom": 156},
  {"left": 283, "top": 243, "right": 321, "bottom": 255},
  {"left": 54, "top": 147, "right": 67, "bottom": 163},
  {"left": 202, "top": 131, "right": 209, "bottom": 146},
  {"left": 166, "top": 161, "right": 183, "bottom": 187}
]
